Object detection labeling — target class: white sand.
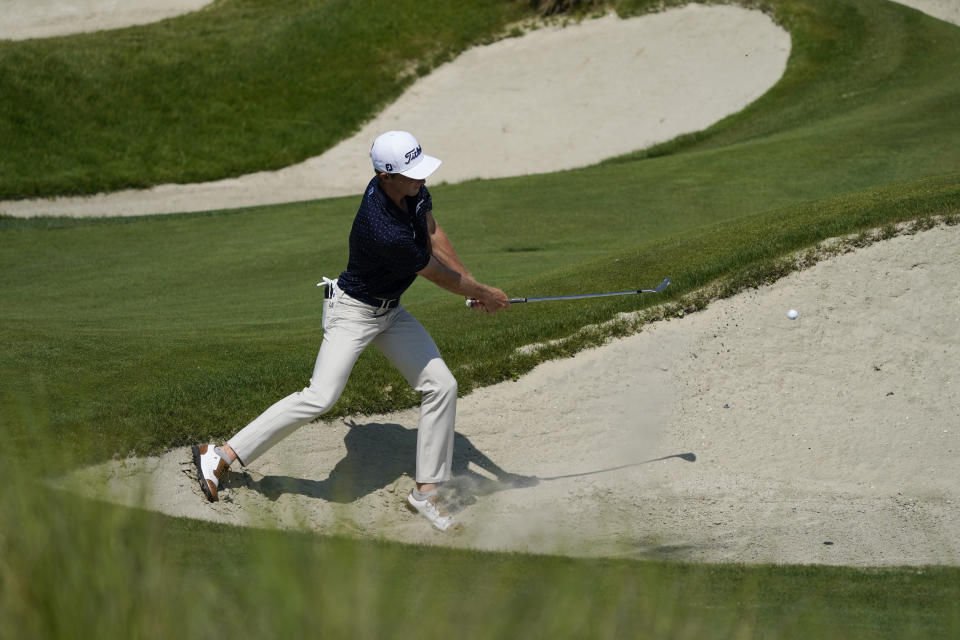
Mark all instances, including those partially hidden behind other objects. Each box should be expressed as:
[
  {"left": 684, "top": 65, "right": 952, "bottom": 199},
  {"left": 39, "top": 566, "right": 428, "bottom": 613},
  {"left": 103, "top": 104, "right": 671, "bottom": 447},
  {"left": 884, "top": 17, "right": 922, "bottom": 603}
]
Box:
[
  {"left": 15, "top": 0, "right": 959, "bottom": 565},
  {"left": 0, "top": 0, "right": 214, "bottom": 41},
  {"left": 64, "top": 222, "right": 960, "bottom": 566},
  {"left": 893, "top": 0, "right": 960, "bottom": 25},
  {"left": 0, "top": 5, "right": 791, "bottom": 217}
]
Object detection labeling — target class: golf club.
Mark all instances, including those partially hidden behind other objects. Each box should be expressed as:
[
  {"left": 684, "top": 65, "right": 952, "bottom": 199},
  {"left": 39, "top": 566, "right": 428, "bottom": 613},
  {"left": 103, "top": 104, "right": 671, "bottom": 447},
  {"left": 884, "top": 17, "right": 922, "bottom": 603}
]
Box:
[{"left": 466, "top": 277, "right": 670, "bottom": 308}]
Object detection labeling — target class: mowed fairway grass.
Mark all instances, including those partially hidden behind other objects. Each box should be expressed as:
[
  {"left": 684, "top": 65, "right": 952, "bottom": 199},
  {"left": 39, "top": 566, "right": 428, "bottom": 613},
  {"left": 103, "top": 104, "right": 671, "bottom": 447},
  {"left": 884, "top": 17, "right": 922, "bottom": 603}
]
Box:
[{"left": 2, "top": 0, "right": 960, "bottom": 637}]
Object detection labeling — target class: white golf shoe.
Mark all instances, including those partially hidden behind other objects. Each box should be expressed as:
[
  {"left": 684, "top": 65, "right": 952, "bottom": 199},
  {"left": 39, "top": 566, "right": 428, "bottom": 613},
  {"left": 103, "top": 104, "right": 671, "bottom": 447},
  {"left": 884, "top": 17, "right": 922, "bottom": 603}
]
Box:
[
  {"left": 406, "top": 489, "right": 455, "bottom": 532},
  {"left": 192, "top": 444, "right": 230, "bottom": 502}
]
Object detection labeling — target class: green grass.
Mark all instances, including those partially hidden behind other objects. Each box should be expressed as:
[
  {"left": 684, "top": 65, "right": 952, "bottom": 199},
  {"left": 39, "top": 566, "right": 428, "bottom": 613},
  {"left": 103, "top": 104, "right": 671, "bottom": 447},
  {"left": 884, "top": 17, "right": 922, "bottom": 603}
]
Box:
[
  {"left": 2, "top": 172, "right": 956, "bottom": 461},
  {"left": 2, "top": 0, "right": 960, "bottom": 636}
]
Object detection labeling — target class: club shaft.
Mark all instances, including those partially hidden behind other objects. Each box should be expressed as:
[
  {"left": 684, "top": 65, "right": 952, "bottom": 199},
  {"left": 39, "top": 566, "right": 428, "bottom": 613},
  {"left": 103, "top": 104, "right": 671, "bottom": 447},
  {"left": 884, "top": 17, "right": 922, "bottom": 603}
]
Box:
[
  {"left": 467, "top": 278, "right": 669, "bottom": 307},
  {"left": 512, "top": 289, "right": 648, "bottom": 303}
]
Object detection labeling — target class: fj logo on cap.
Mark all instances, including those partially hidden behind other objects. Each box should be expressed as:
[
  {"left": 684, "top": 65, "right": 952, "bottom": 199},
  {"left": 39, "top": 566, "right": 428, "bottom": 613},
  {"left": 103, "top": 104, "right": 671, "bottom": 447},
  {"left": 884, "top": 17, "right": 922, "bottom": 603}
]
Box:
[{"left": 404, "top": 146, "right": 422, "bottom": 165}]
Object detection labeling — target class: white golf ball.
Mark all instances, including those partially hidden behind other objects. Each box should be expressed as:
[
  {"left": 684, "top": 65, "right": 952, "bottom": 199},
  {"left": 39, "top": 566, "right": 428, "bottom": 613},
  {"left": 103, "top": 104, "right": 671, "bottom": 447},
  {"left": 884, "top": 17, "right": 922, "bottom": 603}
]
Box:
[{"left": 787, "top": 309, "right": 799, "bottom": 320}]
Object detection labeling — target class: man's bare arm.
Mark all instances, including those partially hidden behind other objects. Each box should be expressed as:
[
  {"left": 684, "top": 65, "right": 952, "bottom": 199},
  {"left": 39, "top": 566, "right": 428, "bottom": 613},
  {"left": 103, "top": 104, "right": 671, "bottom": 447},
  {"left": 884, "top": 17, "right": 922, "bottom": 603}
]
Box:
[
  {"left": 417, "top": 256, "right": 508, "bottom": 312},
  {"left": 419, "top": 210, "right": 508, "bottom": 312},
  {"left": 427, "top": 212, "right": 473, "bottom": 279}
]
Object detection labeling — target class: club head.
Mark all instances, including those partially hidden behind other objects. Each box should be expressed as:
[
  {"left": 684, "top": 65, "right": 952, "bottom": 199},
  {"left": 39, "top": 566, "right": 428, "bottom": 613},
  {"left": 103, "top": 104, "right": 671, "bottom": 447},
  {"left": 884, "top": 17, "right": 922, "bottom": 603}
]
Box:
[{"left": 641, "top": 277, "right": 671, "bottom": 294}]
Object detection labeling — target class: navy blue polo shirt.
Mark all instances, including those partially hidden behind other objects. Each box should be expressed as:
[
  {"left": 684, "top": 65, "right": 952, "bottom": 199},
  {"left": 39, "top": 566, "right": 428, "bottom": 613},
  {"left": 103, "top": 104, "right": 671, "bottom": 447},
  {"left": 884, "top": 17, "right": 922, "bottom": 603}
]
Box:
[{"left": 337, "top": 177, "right": 432, "bottom": 302}]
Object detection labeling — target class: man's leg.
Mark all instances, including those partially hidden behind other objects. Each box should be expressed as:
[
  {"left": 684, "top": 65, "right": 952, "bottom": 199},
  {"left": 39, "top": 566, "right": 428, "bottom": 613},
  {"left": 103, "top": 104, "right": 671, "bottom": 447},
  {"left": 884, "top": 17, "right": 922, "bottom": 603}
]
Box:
[
  {"left": 194, "top": 293, "right": 385, "bottom": 501},
  {"left": 225, "top": 326, "right": 366, "bottom": 466},
  {"left": 373, "top": 307, "right": 458, "bottom": 489},
  {"left": 374, "top": 309, "right": 459, "bottom": 532}
]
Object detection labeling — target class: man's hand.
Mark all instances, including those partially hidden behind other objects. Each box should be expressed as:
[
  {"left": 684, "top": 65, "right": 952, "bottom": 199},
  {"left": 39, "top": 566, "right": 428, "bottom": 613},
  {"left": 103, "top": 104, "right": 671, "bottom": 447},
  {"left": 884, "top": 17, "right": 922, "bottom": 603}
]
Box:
[
  {"left": 419, "top": 257, "right": 509, "bottom": 313},
  {"left": 469, "top": 286, "right": 509, "bottom": 314}
]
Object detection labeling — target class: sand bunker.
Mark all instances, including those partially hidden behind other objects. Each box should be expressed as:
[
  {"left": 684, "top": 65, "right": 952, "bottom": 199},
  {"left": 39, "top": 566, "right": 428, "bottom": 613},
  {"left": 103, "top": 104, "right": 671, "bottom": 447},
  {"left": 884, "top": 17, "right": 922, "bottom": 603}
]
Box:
[
  {"left": 893, "top": 0, "right": 960, "bottom": 25},
  {"left": 63, "top": 222, "right": 960, "bottom": 566},
  {"left": 0, "top": 5, "right": 790, "bottom": 217},
  {"left": 0, "top": 0, "right": 214, "bottom": 41},
  {"left": 6, "top": 2, "right": 952, "bottom": 218}
]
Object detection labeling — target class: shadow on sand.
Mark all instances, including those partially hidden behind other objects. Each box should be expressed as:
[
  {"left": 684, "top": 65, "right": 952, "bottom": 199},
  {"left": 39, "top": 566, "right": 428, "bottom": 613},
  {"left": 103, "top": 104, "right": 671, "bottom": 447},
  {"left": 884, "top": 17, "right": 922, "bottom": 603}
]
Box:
[
  {"left": 229, "top": 420, "right": 695, "bottom": 512},
  {"left": 229, "top": 420, "right": 537, "bottom": 510}
]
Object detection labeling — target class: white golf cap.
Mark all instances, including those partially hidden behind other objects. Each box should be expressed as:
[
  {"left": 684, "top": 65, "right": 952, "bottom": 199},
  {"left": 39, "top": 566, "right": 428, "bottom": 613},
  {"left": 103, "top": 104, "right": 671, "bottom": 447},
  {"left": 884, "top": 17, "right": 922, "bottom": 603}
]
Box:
[{"left": 371, "top": 130, "right": 442, "bottom": 180}]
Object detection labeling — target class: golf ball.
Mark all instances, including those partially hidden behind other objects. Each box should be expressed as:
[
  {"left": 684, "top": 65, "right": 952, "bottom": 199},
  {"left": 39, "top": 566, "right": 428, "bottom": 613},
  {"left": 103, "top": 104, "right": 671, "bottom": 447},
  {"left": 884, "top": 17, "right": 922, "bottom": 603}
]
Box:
[{"left": 787, "top": 309, "right": 799, "bottom": 320}]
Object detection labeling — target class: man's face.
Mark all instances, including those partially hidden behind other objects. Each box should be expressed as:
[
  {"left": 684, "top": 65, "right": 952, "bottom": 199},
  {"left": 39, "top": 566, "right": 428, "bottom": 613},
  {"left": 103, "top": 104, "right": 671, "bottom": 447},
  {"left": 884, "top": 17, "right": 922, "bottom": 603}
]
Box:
[{"left": 384, "top": 172, "right": 425, "bottom": 198}]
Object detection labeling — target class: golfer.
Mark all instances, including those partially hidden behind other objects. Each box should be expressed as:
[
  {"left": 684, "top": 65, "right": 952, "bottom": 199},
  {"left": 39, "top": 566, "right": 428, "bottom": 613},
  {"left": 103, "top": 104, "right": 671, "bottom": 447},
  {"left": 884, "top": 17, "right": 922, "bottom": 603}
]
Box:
[{"left": 193, "top": 131, "right": 509, "bottom": 531}]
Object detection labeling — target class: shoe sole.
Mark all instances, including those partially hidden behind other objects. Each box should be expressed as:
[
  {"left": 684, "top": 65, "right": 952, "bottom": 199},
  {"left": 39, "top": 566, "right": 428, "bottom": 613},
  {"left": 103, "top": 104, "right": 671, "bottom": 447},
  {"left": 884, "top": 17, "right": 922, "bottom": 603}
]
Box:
[{"left": 191, "top": 445, "right": 217, "bottom": 503}]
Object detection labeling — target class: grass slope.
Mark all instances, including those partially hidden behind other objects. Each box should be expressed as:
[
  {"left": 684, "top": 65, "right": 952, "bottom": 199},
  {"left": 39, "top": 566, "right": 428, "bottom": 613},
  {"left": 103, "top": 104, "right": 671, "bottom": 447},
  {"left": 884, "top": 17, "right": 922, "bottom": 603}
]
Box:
[
  {"left": 2, "top": 172, "right": 957, "bottom": 460},
  {"left": 0, "top": 0, "right": 526, "bottom": 199}
]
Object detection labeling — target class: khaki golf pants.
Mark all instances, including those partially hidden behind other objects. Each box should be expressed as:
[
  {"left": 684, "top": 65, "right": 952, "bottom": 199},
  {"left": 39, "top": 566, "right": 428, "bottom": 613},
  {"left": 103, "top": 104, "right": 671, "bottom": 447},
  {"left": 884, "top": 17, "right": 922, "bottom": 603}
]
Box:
[{"left": 228, "top": 284, "right": 457, "bottom": 483}]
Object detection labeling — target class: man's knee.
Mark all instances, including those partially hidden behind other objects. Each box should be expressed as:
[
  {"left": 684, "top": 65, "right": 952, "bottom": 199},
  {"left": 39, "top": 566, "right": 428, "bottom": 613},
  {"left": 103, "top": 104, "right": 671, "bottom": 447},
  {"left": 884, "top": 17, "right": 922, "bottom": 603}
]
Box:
[
  {"left": 298, "top": 384, "right": 339, "bottom": 416},
  {"left": 439, "top": 369, "right": 458, "bottom": 398},
  {"left": 422, "top": 360, "right": 457, "bottom": 399}
]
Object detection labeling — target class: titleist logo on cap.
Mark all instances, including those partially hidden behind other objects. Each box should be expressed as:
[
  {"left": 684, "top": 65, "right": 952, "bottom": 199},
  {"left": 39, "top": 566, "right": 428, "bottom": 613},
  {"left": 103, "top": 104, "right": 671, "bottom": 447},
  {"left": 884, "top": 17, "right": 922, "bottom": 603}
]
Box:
[{"left": 405, "top": 146, "right": 422, "bottom": 165}]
